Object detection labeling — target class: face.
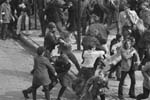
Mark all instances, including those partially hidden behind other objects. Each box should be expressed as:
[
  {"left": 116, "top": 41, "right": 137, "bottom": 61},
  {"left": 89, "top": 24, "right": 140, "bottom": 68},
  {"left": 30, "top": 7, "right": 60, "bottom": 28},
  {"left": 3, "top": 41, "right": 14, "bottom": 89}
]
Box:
[{"left": 124, "top": 41, "right": 132, "bottom": 49}]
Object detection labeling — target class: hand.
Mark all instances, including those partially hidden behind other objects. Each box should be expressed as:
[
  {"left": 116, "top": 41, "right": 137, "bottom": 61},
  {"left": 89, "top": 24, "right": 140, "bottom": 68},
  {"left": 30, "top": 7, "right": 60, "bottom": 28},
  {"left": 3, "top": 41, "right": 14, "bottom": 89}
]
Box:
[
  {"left": 12, "top": 16, "right": 15, "bottom": 22},
  {"left": 54, "top": 72, "right": 57, "bottom": 76},
  {"left": 0, "top": 20, "right": 3, "bottom": 23}
]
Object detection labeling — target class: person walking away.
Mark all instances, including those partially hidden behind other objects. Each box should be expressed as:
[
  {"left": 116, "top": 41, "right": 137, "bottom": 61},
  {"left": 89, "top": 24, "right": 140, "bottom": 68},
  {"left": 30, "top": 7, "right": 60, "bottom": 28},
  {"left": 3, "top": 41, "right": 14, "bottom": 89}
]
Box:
[
  {"left": 136, "top": 44, "right": 150, "bottom": 100},
  {"left": 118, "top": 38, "right": 140, "bottom": 99},
  {"left": 16, "top": 0, "right": 29, "bottom": 36},
  {"left": 0, "top": 0, "right": 14, "bottom": 40},
  {"left": 22, "top": 46, "right": 57, "bottom": 100}
]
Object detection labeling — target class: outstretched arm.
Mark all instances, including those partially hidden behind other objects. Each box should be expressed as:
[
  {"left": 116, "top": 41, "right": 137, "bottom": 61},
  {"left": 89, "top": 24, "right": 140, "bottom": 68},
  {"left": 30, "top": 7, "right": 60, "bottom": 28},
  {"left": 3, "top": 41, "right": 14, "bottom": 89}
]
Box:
[{"left": 67, "top": 51, "right": 80, "bottom": 71}]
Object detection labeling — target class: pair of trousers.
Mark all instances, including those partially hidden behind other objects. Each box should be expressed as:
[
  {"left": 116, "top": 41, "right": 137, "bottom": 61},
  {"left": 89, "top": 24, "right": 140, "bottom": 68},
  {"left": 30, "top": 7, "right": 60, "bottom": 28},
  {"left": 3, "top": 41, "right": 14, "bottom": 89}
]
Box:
[
  {"left": 1, "top": 23, "right": 8, "bottom": 39},
  {"left": 38, "top": 10, "right": 46, "bottom": 36},
  {"left": 25, "top": 85, "right": 50, "bottom": 100},
  {"left": 16, "top": 12, "right": 29, "bottom": 35},
  {"left": 49, "top": 72, "right": 67, "bottom": 99},
  {"left": 118, "top": 70, "right": 136, "bottom": 97},
  {"left": 137, "top": 86, "right": 150, "bottom": 100}
]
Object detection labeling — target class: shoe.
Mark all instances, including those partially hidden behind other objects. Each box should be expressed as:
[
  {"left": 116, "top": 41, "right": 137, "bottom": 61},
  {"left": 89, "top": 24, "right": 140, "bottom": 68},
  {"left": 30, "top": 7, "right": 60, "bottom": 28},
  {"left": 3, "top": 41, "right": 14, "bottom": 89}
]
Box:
[
  {"left": 22, "top": 90, "right": 29, "bottom": 99},
  {"left": 39, "top": 34, "right": 44, "bottom": 37},
  {"left": 129, "top": 95, "right": 136, "bottom": 98},
  {"left": 118, "top": 95, "right": 125, "bottom": 100},
  {"left": 56, "top": 98, "right": 61, "bottom": 100},
  {"left": 117, "top": 78, "right": 120, "bottom": 81}
]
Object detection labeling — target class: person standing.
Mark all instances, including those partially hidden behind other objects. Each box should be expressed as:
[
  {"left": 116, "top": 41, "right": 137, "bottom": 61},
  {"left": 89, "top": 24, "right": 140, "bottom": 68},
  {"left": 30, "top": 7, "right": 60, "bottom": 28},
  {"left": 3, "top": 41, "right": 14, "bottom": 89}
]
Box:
[
  {"left": 37, "top": 0, "right": 47, "bottom": 37},
  {"left": 44, "top": 22, "right": 59, "bottom": 57},
  {"left": 136, "top": 44, "right": 150, "bottom": 100},
  {"left": 22, "top": 46, "right": 57, "bottom": 100},
  {"left": 118, "top": 38, "right": 140, "bottom": 99},
  {"left": 16, "top": 0, "right": 30, "bottom": 36},
  {"left": 0, "top": 0, "right": 13, "bottom": 40}
]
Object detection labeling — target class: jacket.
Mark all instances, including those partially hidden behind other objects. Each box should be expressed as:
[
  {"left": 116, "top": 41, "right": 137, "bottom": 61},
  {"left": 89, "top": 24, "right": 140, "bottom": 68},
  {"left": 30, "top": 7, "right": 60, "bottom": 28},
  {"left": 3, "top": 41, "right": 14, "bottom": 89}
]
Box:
[
  {"left": 142, "top": 61, "right": 150, "bottom": 90},
  {"left": 44, "top": 31, "right": 58, "bottom": 52},
  {"left": 0, "top": 2, "right": 12, "bottom": 23},
  {"left": 120, "top": 47, "right": 140, "bottom": 71},
  {"left": 32, "top": 56, "right": 56, "bottom": 86}
]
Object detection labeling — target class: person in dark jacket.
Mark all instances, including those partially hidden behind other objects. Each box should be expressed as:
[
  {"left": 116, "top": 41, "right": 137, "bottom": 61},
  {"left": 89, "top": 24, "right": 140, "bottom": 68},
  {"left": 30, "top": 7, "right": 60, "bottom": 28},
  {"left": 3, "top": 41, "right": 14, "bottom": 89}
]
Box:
[
  {"left": 22, "top": 46, "right": 57, "bottom": 100},
  {"left": 44, "top": 22, "right": 60, "bottom": 58},
  {"left": 136, "top": 44, "right": 150, "bottom": 100},
  {"left": 48, "top": 38, "right": 80, "bottom": 100},
  {"left": 0, "top": 0, "right": 13, "bottom": 40},
  {"left": 45, "top": 0, "right": 70, "bottom": 40}
]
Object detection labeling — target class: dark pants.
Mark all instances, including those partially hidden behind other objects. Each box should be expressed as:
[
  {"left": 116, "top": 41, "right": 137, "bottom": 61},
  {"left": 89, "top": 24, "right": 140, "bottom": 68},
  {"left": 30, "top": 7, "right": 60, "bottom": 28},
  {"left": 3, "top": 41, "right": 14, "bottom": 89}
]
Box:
[
  {"left": 24, "top": 85, "right": 50, "bottom": 100},
  {"left": 49, "top": 72, "right": 67, "bottom": 99},
  {"left": 1, "top": 23, "right": 8, "bottom": 39},
  {"left": 38, "top": 9, "right": 46, "bottom": 36},
  {"left": 108, "top": 61, "right": 121, "bottom": 79},
  {"left": 118, "top": 70, "right": 136, "bottom": 97},
  {"left": 137, "top": 86, "right": 150, "bottom": 100},
  {"left": 100, "top": 94, "right": 105, "bottom": 100}
]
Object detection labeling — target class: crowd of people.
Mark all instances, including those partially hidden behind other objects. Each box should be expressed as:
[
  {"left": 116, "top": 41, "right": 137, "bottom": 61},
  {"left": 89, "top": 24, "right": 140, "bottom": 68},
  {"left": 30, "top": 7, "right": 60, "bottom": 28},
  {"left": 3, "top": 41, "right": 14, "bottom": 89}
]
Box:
[
  {"left": 0, "top": 0, "right": 150, "bottom": 100},
  {"left": 0, "top": 0, "right": 33, "bottom": 40}
]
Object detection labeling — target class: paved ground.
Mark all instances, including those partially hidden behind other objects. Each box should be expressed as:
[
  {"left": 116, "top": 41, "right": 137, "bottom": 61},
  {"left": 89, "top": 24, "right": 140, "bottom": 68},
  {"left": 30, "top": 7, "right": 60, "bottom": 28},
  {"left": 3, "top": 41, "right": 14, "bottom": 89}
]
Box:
[{"left": 0, "top": 39, "right": 148, "bottom": 100}]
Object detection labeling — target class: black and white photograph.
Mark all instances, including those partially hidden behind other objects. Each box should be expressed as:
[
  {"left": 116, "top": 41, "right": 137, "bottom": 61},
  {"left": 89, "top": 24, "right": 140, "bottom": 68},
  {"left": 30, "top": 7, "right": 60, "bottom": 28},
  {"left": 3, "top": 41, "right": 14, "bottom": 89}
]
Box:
[{"left": 0, "top": 0, "right": 149, "bottom": 100}]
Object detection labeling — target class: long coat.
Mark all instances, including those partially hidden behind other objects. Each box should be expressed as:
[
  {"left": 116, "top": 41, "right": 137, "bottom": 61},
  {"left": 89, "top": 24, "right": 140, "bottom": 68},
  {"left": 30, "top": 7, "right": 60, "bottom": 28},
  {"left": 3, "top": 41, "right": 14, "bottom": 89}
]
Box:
[
  {"left": 0, "top": 2, "right": 12, "bottom": 23},
  {"left": 33, "top": 56, "right": 56, "bottom": 86}
]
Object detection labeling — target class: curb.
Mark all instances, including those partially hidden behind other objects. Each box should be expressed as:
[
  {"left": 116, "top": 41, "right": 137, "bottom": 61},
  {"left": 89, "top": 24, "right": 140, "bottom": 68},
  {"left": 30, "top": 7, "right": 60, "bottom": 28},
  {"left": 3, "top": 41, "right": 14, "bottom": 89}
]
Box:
[{"left": 19, "top": 33, "right": 39, "bottom": 51}]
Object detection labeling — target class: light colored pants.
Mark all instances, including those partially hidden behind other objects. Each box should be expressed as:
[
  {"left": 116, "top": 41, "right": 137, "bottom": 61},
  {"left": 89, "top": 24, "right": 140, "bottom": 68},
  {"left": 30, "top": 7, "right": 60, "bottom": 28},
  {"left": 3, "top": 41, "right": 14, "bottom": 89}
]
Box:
[{"left": 16, "top": 12, "right": 29, "bottom": 35}]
